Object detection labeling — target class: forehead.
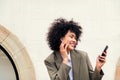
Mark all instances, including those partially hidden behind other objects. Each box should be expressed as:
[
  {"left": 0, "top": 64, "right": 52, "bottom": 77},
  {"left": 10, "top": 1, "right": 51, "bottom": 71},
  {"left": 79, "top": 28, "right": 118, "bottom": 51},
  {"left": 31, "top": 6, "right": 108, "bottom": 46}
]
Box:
[{"left": 66, "top": 30, "right": 76, "bottom": 36}]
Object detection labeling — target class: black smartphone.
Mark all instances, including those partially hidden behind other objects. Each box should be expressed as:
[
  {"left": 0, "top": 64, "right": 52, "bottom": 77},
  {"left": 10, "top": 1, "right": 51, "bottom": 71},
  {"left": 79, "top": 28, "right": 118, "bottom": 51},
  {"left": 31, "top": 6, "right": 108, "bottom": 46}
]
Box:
[
  {"left": 99, "top": 45, "right": 108, "bottom": 62},
  {"left": 101, "top": 45, "right": 108, "bottom": 56}
]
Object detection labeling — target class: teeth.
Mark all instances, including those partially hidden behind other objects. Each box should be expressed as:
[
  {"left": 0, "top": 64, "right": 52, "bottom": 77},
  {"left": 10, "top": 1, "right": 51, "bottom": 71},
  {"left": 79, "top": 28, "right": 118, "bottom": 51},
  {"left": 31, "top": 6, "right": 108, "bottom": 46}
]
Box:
[
  {"left": 71, "top": 44, "right": 75, "bottom": 47},
  {"left": 69, "top": 42, "right": 76, "bottom": 47}
]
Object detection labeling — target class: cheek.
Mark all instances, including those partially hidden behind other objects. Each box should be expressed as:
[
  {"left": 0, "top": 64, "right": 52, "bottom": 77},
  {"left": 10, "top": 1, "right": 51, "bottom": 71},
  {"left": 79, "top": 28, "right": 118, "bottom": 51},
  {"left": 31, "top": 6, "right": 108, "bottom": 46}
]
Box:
[
  {"left": 62, "top": 38, "right": 71, "bottom": 44},
  {"left": 67, "top": 38, "right": 72, "bottom": 42},
  {"left": 65, "top": 38, "right": 71, "bottom": 43}
]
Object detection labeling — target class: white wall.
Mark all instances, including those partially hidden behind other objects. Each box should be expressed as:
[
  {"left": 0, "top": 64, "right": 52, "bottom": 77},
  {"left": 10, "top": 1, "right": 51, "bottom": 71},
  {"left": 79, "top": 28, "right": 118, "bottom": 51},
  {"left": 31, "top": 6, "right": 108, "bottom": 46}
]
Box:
[{"left": 0, "top": 0, "right": 120, "bottom": 80}]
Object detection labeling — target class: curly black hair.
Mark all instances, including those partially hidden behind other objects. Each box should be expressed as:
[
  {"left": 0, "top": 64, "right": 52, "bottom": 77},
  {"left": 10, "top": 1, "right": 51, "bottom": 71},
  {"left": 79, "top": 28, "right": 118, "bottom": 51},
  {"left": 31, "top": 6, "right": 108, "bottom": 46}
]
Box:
[{"left": 47, "top": 18, "right": 82, "bottom": 51}]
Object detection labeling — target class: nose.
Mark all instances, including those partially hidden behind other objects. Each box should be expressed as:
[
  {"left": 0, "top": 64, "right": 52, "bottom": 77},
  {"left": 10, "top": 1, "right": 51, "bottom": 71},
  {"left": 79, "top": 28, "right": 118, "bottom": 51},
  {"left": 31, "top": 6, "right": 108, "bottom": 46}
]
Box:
[{"left": 72, "top": 38, "right": 76, "bottom": 43}]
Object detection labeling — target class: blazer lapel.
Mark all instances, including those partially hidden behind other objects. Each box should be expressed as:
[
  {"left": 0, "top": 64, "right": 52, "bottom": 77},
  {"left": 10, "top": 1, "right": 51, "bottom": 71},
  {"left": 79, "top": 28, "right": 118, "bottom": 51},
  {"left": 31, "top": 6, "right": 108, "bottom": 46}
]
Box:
[
  {"left": 54, "top": 51, "right": 63, "bottom": 70},
  {"left": 71, "top": 50, "right": 82, "bottom": 80},
  {"left": 54, "top": 50, "right": 83, "bottom": 80},
  {"left": 54, "top": 51, "right": 71, "bottom": 80}
]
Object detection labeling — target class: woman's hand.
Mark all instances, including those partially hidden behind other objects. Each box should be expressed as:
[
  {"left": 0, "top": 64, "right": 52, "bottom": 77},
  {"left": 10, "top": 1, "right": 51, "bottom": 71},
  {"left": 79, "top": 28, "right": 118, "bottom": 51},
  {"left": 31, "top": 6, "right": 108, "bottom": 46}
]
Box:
[
  {"left": 96, "top": 52, "right": 107, "bottom": 71},
  {"left": 60, "top": 41, "right": 69, "bottom": 64}
]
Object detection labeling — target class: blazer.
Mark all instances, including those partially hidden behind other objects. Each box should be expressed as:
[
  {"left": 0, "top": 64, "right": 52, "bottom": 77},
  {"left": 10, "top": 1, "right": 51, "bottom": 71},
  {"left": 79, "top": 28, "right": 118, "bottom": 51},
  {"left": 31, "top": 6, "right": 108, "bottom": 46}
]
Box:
[{"left": 44, "top": 49, "right": 104, "bottom": 80}]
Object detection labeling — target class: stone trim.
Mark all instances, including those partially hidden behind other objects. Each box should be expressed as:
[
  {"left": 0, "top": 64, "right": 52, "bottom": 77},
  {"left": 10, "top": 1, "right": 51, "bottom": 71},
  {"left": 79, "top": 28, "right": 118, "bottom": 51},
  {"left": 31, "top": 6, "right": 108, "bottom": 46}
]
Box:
[{"left": 0, "top": 24, "right": 36, "bottom": 80}]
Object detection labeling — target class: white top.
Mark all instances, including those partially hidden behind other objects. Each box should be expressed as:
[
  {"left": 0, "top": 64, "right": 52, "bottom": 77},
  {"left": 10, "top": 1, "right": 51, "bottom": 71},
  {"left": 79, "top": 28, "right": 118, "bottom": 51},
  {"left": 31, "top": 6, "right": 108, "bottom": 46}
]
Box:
[{"left": 67, "top": 52, "right": 73, "bottom": 80}]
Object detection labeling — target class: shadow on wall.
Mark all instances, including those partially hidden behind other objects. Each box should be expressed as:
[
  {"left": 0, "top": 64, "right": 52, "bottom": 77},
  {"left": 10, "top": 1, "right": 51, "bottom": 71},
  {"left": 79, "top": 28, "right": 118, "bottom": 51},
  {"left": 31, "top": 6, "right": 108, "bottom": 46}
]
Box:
[
  {"left": 115, "top": 57, "right": 120, "bottom": 80},
  {"left": 0, "top": 24, "right": 36, "bottom": 80}
]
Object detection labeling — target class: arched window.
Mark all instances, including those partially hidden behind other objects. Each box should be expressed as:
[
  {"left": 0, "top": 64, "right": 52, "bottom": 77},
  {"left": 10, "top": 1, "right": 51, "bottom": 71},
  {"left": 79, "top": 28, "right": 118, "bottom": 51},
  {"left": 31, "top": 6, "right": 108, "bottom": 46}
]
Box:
[
  {"left": 0, "top": 24, "right": 36, "bottom": 80},
  {"left": 0, "top": 45, "right": 19, "bottom": 80}
]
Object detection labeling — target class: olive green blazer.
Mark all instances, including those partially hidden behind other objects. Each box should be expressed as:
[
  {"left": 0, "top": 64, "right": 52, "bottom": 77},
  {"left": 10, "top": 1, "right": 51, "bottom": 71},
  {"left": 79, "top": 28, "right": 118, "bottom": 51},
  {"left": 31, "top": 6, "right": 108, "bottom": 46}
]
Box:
[{"left": 44, "top": 50, "right": 104, "bottom": 80}]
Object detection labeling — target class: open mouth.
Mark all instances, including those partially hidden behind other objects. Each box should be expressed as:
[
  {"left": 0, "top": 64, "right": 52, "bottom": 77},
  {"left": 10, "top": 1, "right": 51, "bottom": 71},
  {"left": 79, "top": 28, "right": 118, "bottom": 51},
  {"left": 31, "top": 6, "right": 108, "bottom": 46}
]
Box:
[{"left": 70, "top": 43, "right": 76, "bottom": 47}]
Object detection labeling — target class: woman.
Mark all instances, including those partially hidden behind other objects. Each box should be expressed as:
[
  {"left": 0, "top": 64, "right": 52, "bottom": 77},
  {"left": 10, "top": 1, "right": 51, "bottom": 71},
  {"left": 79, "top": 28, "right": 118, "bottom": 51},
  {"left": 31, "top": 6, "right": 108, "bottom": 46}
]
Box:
[{"left": 44, "top": 18, "right": 106, "bottom": 80}]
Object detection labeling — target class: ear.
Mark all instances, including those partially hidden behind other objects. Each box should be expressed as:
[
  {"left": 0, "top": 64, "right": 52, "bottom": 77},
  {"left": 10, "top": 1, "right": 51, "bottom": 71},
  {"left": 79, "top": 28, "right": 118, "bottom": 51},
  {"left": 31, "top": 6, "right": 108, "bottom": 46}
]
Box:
[
  {"left": 60, "top": 38, "right": 63, "bottom": 42},
  {"left": 60, "top": 37, "right": 64, "bottom": 42}
]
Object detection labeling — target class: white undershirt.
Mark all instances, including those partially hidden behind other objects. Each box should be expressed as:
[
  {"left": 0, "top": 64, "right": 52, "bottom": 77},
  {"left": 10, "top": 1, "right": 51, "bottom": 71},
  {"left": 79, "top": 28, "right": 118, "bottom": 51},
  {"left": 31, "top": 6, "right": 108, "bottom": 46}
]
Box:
[{"left": 67, "top": 52, "right": 73, "bottom": 80}]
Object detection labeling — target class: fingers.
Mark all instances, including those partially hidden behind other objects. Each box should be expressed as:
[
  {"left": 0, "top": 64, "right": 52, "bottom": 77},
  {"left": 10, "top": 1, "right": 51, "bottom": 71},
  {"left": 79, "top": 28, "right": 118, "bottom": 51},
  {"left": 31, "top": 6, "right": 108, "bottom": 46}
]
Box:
[
  {"left": 98, "top": 55, "right": 106, "bottom": 63},
  {"left": 101, "top": 52, "right": 107, "bottom": 56},
  {"left": 60, "top": 41, "right": 69, "bottom": 63},
  {"left": 96, "top": 53, "right": 107, "bottom": 70},
  {"left": 64, "top": 43, "right": 69, "bottom": 49},
  {"left": 60, "top": 40, "right": 69, "bottom": 50},
  {"left": 60, "top": 41, "right": 64, "bottom": 49},
  {"left": 59, "top": 40, "right": 69, "bottom": 57}
]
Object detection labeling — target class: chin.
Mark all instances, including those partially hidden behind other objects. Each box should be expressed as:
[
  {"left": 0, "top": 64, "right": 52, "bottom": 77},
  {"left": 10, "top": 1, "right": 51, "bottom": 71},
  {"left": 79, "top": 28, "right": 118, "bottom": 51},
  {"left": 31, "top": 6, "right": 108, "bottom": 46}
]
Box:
[{"left": 69, "top": 47, "right": 74, "bottom": 51}]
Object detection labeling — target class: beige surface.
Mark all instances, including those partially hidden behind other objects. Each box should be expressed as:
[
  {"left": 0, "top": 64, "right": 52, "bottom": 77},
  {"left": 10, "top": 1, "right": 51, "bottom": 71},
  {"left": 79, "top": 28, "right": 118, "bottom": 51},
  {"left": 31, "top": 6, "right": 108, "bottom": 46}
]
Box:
[
  {"left": 115, "top": 57, "right": 120, "bottom": 80},
  {"left": 0, "top": 24, "right": 36, "bottom": 80}
]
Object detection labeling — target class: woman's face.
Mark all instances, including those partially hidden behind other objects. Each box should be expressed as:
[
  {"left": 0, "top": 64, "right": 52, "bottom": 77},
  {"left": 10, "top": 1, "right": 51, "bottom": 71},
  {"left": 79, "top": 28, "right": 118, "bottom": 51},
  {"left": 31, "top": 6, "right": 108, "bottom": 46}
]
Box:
[{"left": 61, "top": 30, "right": 77, "bottom": 51}]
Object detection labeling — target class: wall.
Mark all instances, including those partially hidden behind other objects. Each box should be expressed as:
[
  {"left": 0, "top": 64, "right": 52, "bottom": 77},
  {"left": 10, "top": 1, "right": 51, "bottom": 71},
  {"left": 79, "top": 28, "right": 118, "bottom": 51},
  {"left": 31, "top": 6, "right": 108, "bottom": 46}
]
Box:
[{"left": 0, "top": 0, "right": 120, "bottom": 80}]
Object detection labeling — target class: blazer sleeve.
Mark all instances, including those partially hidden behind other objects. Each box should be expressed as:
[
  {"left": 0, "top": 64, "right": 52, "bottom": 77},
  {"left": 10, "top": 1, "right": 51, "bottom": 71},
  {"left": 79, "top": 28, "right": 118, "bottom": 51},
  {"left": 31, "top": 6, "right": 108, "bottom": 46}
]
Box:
[
  {"left": 86, "top": 53, "right": 104, "bottom": 80},
  {"left": 44, "top": 59, "right": 71, "bottom": 80}
]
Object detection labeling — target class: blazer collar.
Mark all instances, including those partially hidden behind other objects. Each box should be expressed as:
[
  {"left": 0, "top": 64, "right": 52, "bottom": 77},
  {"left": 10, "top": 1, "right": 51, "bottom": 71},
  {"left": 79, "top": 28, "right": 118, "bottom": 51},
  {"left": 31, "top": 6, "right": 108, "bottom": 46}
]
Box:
[
  {"left": 71, "top": 50, "right": 82, "bottom": 80},
  {"left": 54, "top": 51, "right": 63, "bottom": 69},
  {"left": 54, "top": 50, "right": 82, "bottom": 78}
]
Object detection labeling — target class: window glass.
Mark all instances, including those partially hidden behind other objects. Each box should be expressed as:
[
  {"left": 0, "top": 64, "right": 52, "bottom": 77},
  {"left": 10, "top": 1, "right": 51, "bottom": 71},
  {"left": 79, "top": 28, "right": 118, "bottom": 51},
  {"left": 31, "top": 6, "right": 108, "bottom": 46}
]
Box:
[{"left": 0, "top": 49, "right": 16, "bottom": 80}]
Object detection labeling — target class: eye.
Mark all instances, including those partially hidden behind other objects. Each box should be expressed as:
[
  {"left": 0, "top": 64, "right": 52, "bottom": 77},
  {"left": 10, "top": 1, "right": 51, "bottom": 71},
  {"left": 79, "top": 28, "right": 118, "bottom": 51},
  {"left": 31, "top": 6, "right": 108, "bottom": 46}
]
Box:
[
  {"left": 69, "top": 35, "right": 76, "bottom": 40},
  {"left": 69, "top": 35, "right": 73, "bottom": 38}
]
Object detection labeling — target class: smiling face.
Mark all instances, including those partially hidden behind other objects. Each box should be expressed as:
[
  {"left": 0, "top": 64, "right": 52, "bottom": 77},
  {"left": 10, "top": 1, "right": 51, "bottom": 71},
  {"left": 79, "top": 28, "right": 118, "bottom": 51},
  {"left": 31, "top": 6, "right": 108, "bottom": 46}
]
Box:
[{"left": 61, "top": 30, "right": 77, "bottom": 51}]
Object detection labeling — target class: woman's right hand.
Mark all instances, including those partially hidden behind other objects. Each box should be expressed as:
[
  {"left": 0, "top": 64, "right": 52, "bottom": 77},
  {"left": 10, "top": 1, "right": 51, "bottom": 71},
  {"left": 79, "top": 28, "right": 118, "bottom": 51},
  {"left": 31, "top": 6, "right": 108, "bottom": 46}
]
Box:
[{"left": 60, "top": 41, "right": 69, "bottom": 64}]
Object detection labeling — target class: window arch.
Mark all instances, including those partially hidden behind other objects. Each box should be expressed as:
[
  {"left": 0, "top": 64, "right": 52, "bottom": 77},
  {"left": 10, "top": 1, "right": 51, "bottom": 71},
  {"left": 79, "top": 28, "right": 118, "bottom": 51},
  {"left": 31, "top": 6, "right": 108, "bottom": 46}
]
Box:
[{"left": 0, "top": 24, "right": 36, "bottom": 80}]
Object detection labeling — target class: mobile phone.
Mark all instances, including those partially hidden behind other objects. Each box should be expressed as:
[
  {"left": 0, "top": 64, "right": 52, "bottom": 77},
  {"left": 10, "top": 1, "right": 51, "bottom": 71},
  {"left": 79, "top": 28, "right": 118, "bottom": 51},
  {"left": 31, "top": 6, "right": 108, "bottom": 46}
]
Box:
[
  {"left": 101, "top": 45, "right": 108, "bottom": 56},
  {"left": 99, "top": 45, "right": 108, "bottom": 62}
]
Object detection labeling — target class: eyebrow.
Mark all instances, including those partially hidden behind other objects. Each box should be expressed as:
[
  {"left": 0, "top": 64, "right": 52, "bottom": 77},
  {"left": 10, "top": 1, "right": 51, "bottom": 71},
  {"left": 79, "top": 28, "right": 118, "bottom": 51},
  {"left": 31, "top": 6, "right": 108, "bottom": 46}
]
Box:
[{"left": 70, "top": 33, "right": 76, "bottom": 38}]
